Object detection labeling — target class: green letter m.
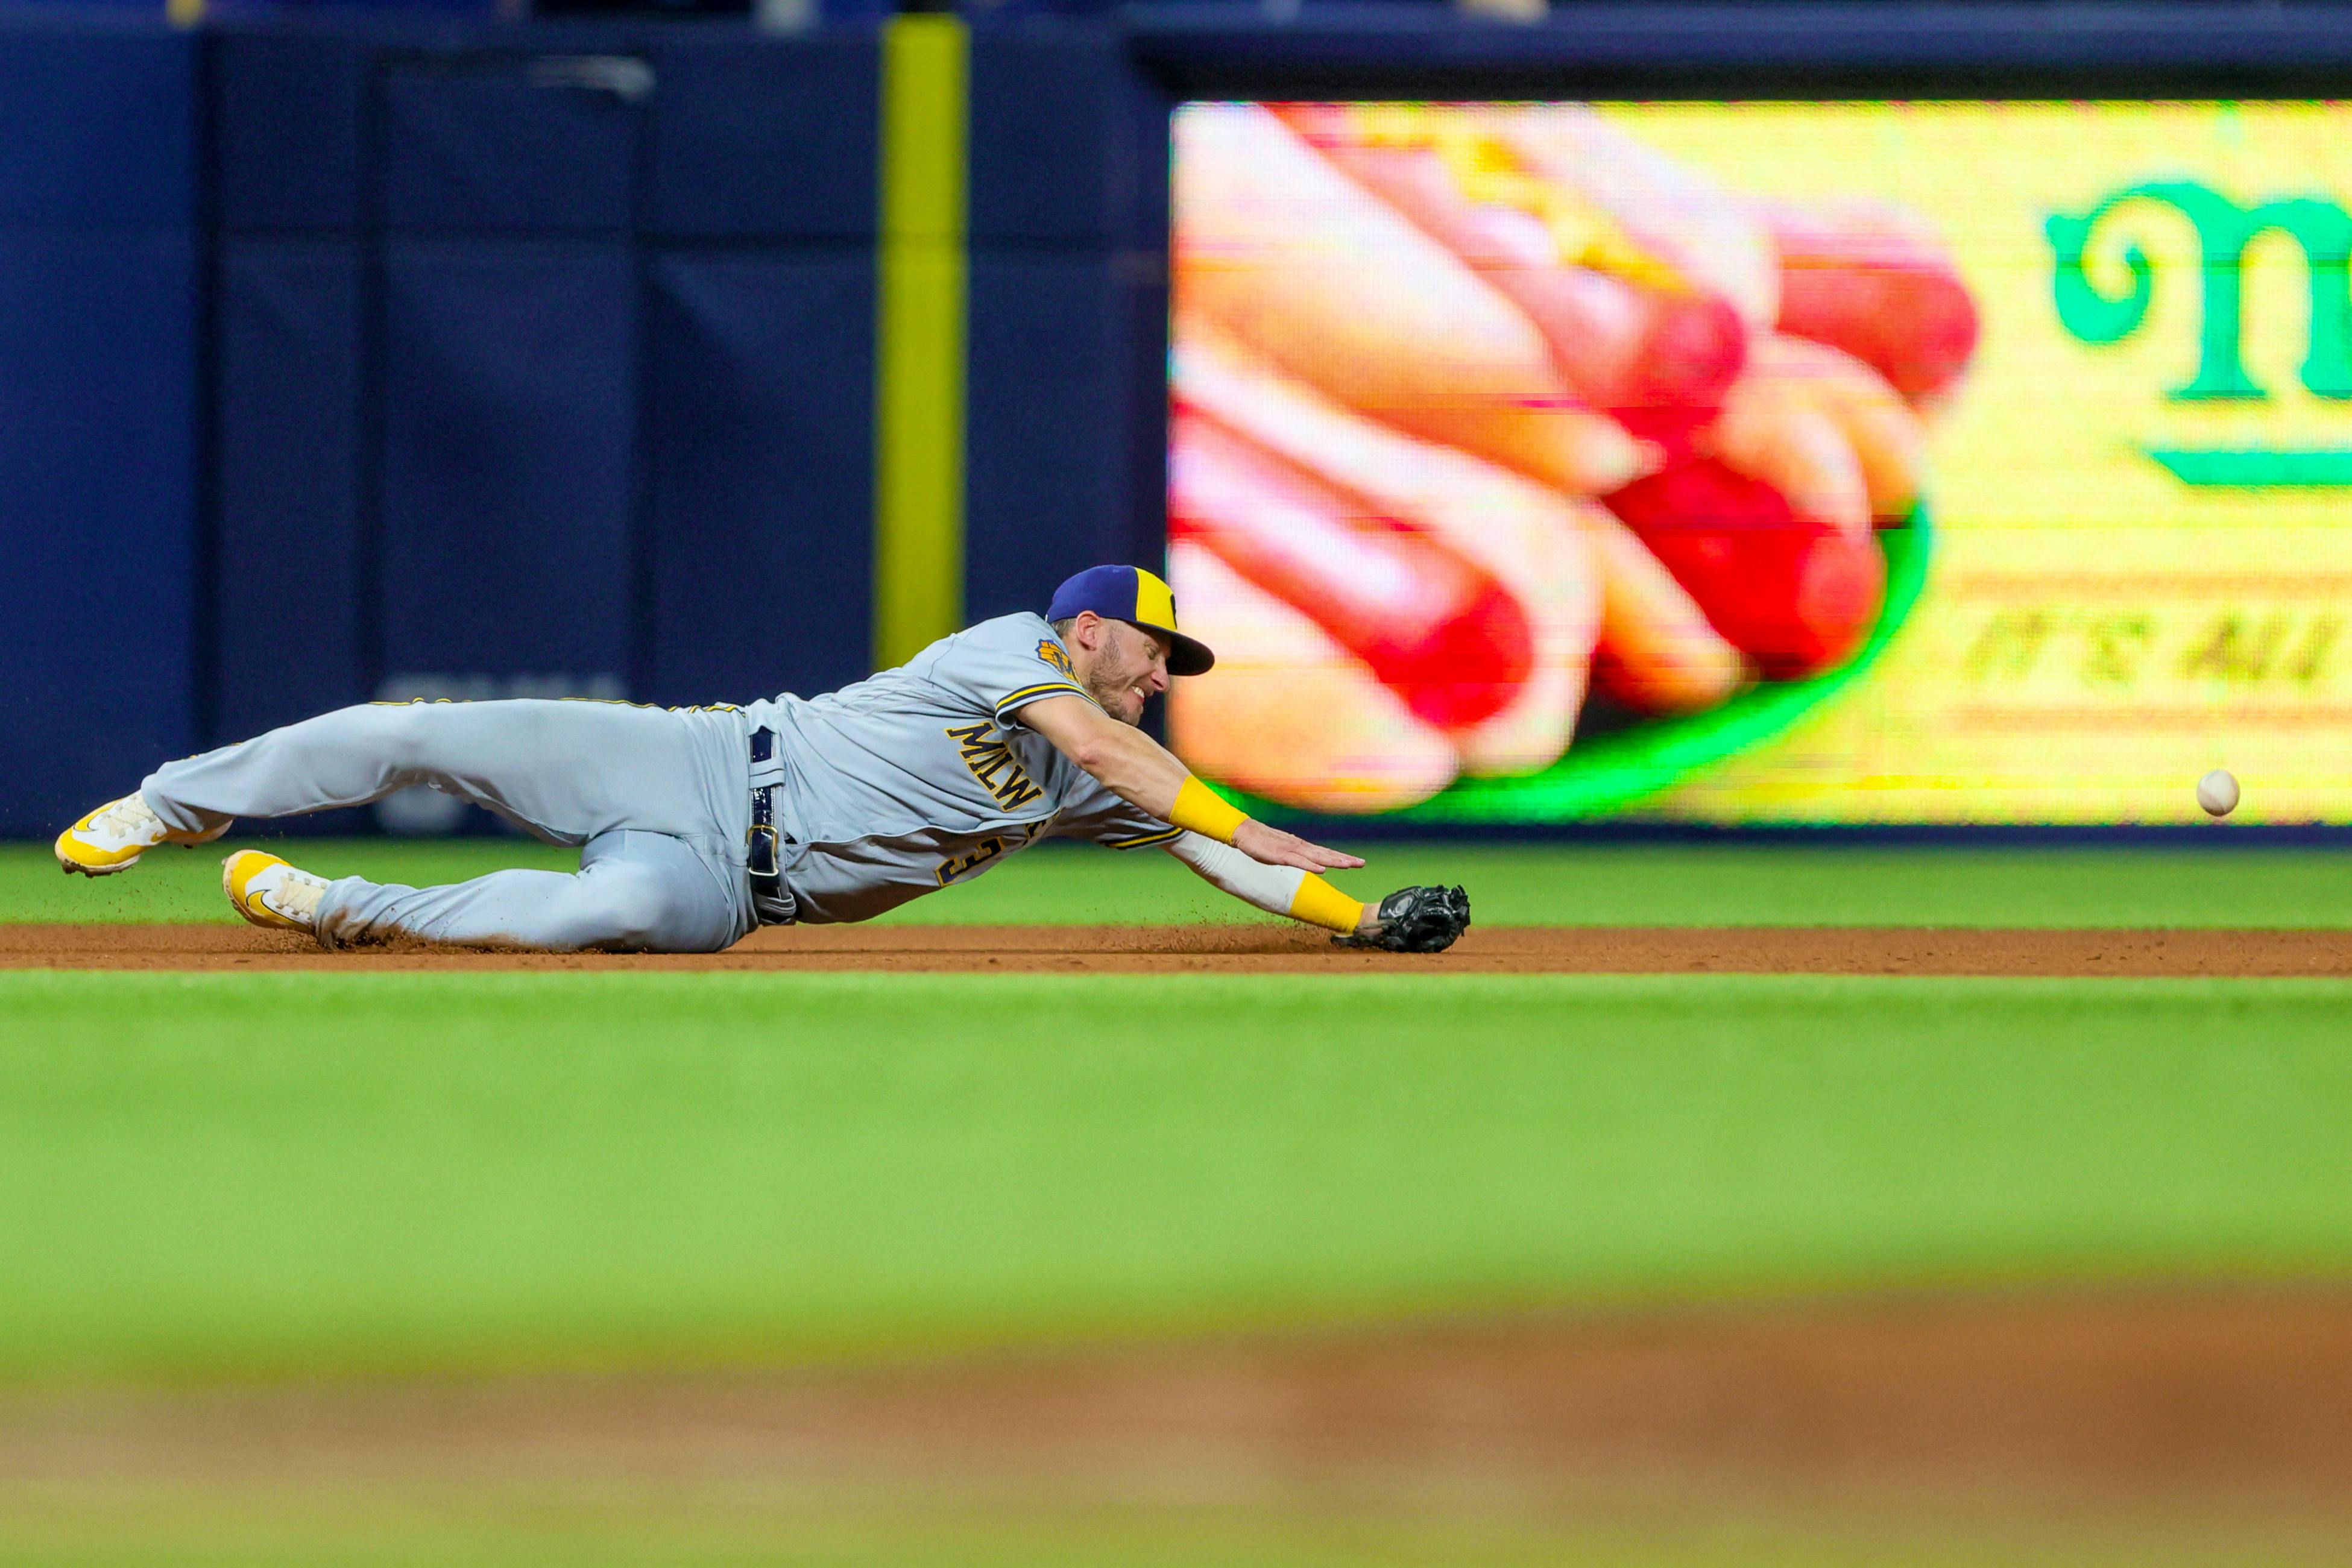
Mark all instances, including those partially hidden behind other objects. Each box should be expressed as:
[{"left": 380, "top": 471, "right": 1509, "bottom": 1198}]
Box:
[{"left": 2048, "top": 180, "right": 2352, "bottom": 401}]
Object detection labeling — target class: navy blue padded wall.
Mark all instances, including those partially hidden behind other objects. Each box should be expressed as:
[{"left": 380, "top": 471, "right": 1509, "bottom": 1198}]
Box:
[
  {"left": 381, "top": 61, "right": 640, "bottom": 235},
  {"left": 0, "top": 29, "right": 198, "bottom": 837},
  {"left": 963, "top": 26, "right": 1167, "bottom": 624},
  {"left": 645, "top": 252, "right": 876, "bottom": 705},
  {"left": 967, "top": 25, "right": 1146, "bottom": 247},
  {"left": 201, "top": 19, "right": 886, "bottom": 773},
  {"left": 0, "top": 28, "right": 195, "bottom": 230},
  {"left": 0, "top": 233, "right": 200, "bottom": 832},
  {"left": 964, "top": 253, "right": 1157, "bottom": 619},
  {"left": 649, "top": 32, "right": 879, "bottom": 241},
  {"left": 215, "top": 30, "right": 367, "bottom": 234},
  {"left": 213, "top": 242, "right": 365, "bottom": 741},
  {"left": 379, "top": 243, "right": 637, "bottom": 686},
  {"left": 371, "top": 48, "right": 652, "bottom": 699},
  {"left": 210, "top": 28, "right": 370, "bottom": 755},
  {"left": 643, "top": 28, "right": 881, "bottom": 699}
]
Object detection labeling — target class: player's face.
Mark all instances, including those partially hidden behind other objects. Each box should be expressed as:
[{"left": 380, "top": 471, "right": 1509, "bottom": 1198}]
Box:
[{"left": 1083, "top": 620, "right": 1171, "bottom": 725}]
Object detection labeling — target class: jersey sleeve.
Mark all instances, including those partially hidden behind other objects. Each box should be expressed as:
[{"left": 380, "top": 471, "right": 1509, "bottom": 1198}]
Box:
[
  {"left": 923, "top": 614, "right": 1092, "bottom": 728},
  {"left": 1052, "top": 772, "right": 1184, "bottom": 851}
]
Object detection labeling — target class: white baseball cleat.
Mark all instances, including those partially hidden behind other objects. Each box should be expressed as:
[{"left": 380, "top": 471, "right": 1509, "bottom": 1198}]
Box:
[
  {"left": 54, "top": 793, "right": 229, "bottom": 876},
  {"left": 222, "top": 850, "right": 329, "bottom": 934}
]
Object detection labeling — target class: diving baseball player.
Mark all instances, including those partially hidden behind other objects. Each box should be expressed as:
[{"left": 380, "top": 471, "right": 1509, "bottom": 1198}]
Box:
[{"left": 54, "top": 565, "right": 1472, "bottom": 954}]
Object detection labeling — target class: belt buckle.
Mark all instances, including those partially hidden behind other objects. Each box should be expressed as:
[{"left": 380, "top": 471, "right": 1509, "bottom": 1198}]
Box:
[{"left": 746, "top": 823, "right": 779, "bottom": 877}]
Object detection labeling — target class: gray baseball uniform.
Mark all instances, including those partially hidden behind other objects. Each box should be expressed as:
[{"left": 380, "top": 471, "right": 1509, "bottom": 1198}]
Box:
[{"left": 140, "top": 614, "right": 1183, "bottom": 952}]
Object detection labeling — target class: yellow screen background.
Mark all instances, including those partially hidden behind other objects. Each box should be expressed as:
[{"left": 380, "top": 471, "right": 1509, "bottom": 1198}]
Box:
[{"left": 1615, "top": 101, "right": 2352, "bottom": 824}]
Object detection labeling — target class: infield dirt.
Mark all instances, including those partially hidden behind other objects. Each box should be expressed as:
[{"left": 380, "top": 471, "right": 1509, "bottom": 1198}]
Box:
[{"left": 5, "top": 921, "right": 2350, "bottom": 974}]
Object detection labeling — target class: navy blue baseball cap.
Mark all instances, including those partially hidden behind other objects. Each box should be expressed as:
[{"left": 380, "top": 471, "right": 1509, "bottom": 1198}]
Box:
[{"left": 1048, "top": 565, "right": 1215, "bottom": 676}]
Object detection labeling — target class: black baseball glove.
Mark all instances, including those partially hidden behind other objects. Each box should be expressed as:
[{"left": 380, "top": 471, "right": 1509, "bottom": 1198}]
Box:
[{"left": 1332, "top": 884, "right": 1471, "bottom": 954}]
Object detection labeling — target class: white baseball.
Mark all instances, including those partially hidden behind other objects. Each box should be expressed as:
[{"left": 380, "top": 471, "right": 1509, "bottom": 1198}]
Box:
[{"left": 2196, "top": 769, "right": 2240, "bottom": 818}]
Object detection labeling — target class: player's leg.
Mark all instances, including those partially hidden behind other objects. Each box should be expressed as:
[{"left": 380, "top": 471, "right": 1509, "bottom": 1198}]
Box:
[
  {"left": 137, "top": 699, "right": 740, "bottom": 845},
  {"left": 282, "top": 828, "right": 747, "bottom": 952}
]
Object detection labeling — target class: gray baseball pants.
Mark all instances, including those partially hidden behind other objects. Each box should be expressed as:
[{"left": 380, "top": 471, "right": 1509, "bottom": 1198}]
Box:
[{"left": 142, "top": 701, "right": 757, "bottom": 952}]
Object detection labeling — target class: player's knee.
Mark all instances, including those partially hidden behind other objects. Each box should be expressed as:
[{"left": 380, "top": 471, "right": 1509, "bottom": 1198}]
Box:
[
  {"left": 570, "top": 865, "right": 689, "bottom": 951},
  {"left": 365, "top": 702, "right": 443, "bottom": 769}
]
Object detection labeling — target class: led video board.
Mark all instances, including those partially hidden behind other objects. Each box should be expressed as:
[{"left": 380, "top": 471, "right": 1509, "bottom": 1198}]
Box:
[{"left": 1168, "top": 101, "right": 2352, "bottom": 824}]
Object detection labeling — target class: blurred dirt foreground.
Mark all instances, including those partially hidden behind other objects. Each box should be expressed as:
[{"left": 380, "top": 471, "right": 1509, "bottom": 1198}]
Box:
[{"left": 2, "top": 1289, "right": 2347, "bottom": 1536}]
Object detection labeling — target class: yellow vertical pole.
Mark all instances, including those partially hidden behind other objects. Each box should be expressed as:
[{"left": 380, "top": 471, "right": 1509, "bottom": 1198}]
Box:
[{"left": 872, "top": 13, "right": 968, "bottom": 670}]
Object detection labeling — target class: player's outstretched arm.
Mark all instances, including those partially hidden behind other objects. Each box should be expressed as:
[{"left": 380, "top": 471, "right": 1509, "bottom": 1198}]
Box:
[
  {"left": 1022, "top": 695, "right": 1363, "bottom": 873},
  {"left": 1163, "top": 835, "right": 1472, "bottom": 952},
  {"left": 1162, "top": 831, "right": 1376, "bottom": 936}
]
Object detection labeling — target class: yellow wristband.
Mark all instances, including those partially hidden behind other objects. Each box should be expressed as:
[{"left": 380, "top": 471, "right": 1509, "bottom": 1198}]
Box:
[
  {"left": 1287, "top": 874, "right": 1367, "bottom": 935},
  {"left": 1170, "top": 776, "right": 1250, "bottom": 845}
]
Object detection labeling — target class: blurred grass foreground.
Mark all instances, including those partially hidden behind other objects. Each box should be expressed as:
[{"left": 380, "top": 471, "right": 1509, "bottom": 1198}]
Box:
[{"left": 5, "top": 840, "right": 2350, "bottom": 1564}]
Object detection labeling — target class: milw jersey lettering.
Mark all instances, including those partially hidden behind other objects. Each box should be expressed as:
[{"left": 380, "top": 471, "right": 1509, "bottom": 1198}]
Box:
[{"left": 944, "top": 722, "right": 1045, "bottom": 812}]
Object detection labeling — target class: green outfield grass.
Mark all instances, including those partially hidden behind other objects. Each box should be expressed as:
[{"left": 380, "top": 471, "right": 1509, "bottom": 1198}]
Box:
[
  {"left": 2, "top": 968, "right": 2345, "bottom": 1382},
  {"left": 7, "top": 837, "right": 2352, "bottom": 927},
  {"left": 11, "top": 845, "right": 2352, "bottom": 1564}
]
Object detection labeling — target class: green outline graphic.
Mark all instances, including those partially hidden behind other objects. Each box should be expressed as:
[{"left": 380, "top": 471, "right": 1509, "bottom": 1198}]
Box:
[{"left": 1225, "top": 507, "right": 1932, "bottom": 825}]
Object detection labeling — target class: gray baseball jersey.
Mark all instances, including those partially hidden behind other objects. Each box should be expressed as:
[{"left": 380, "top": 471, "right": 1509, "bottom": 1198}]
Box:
[
  {"left": 740, "top": 612, "right": 1179, "bottom": 924},
  {"left": 134, "top": 612, "right": 1198, "bottom": 952}
]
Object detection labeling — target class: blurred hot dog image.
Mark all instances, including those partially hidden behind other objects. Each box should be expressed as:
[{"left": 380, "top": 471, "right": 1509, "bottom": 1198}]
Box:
[
  {"left": 1171, "top": 102, "right": 1978, "bottom": 813},
  {"left": 1270, "top": 103, "right": 1751, "bottom": 447},
  {"left": 1173, "top": 406, "right": 1537, "bottom": 734},
  {"left": 1171, "top": 325, "right": 1603, "bottom": 803},
  {"left": 1751, "top": 198, "right": 1982, "bottom": 405}
]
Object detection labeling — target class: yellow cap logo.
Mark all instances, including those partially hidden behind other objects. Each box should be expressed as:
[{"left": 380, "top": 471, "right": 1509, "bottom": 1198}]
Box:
[{"left": 1132, "top": 568, "right": 1179, "bottom": 633}]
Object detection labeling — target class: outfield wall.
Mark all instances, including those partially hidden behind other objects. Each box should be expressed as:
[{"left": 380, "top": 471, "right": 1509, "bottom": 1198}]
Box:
[
  {"left": 0, "top": 18, "right": 201, "bottom": 839},
  {"left": 7, "top": 5, "right": 2352, "bottom": 836}
]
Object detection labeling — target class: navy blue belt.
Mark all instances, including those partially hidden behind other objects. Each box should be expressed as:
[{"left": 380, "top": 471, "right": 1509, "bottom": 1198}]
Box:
[{"left": 748, "top": 726, "right": 791, "bottom": 913}]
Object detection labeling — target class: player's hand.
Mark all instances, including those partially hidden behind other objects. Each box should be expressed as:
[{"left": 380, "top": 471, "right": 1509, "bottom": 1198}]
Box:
[{"left": 1233, "top": 818, "right": 1364, "bottom": 872}]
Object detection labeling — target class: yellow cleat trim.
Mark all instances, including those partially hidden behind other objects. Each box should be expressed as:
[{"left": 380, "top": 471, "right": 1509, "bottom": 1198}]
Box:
[
  {"left": 54, "top": 797, "right": 230, "bottom": 877},
  {"left": 55, "top": 828, "right": 145, "bottom": 875},
  {"left": 222, "top": 850, "right": 307, "bottom": 932}
]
